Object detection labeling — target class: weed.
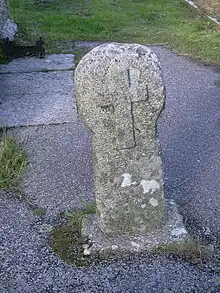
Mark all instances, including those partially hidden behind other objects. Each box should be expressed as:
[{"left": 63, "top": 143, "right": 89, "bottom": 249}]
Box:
[
  {"left": 0, "top": 135, "right": 28, "bottom": 190},
  {"left": 0, "top": 48, "right": 9, "bottom": 64}
]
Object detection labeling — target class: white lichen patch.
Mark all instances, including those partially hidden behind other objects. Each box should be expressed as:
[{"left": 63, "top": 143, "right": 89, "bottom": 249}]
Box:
[
  {"left": 111, "top": 245, "right": 118, "bottom": 250},
  {"left": 141, "top": 204, "right": 146, "bottom": 209},
  {"left": 171, "top": 227, "right": 188, "bottom": 237},
  {"left": 121, "top": 173, "right": 132, "bottom": 187},
  {"left": 83, "top": 244, "right": 91, "bottom": 255},
  {"left": 140, "top": 180, "right": 160, "bottom": 194},
  {"left": 131, "top": 241, "right": 140, "bottom": 250},
  {"left": 149, "top": 198, "right": 159, "bottom": 207}
]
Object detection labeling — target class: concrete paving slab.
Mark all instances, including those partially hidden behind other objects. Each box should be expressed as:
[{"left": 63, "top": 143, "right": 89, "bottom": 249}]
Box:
[
  {"left": 7, "top": 121, "right": 94, "bottom": 216},
  {"left": 0, "top": 71, "right": 74, "bottom": 96},
  {"left": 0, "top": 54, "right": 75, "bottom": 127},
  {"left": 0, "top": 92, "right": 77, "bottom": 127},
  {"left": 0, "top": 54, "right": 74, "bottom": 74}
]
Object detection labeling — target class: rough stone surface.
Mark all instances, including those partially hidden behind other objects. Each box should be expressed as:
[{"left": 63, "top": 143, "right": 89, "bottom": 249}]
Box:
[
  {"left": 0, "top": 0, "right": 17, "bottom": 40},
  {"left": 82, "top": 200, "right": 189, "bottom": 254},
  {"left": 75, "top": 43, "right": 166, "bottom": 235},
  {"left": 0, "top": 0, "right": 9, "bottom": 36},
  {"left": 1, "top": 19, "right": 17, "bottom": 40}
]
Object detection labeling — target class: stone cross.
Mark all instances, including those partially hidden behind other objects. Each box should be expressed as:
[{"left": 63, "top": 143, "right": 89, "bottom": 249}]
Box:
[{"left": 75, "top": 43, "right": 189, "bottom": 253}]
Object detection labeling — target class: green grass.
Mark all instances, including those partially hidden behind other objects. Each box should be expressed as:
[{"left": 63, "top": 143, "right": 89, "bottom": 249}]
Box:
[
  {"left": 9, "top": 0, "right": 220, "bottom": 64},
  {"left": 0, "top": 134, "right": 28, "bottom": 190},
  {"left": 0, "top": 47, "right": 10, "bottom": 64}
]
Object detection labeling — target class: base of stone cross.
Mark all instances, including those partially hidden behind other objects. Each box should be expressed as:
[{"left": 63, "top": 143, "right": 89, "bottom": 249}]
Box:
[{"left": 82, "top": 200, "right": 192, "bottom": 255}]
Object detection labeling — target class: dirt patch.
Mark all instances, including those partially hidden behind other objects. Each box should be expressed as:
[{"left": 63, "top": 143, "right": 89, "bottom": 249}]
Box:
[{"left": 193, "top": 0, "right": 220, "bottom": 20}]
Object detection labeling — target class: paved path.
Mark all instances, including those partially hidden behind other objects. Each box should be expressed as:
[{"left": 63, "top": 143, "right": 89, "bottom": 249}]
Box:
[{"left": 0, "top": 46, "right": 220, "bottom": 292}]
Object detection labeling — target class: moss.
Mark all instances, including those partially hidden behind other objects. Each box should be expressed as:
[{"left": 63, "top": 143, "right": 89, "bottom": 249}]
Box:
[
  {"left": 214, "top": 80, "right": 220, "bottom": 87},
  {"left": 32, "top": 208, "right": 47, "bottom": 216},
  {"left": 50, "top": 203, "right": 96, "bottom": 266},
  {"left": 50, "top": 225, "right": 90, "bottom": 266},
  {"left": 155, "top": 238, "right": 214, "bottom": 264},
  {"left": 0, "top": 48, "right": 9, "bottom": 64},
  {"left": 156, "top": 239, "right": 199, "bottom": 258}
]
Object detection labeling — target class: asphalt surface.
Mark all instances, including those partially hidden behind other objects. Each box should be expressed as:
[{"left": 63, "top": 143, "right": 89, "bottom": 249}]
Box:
[
  {"left": 0, "top": 46, "right": 220, "bottom": 292},
  {"left": 153, "top": 46, "right": 220, "bottom": 241}
]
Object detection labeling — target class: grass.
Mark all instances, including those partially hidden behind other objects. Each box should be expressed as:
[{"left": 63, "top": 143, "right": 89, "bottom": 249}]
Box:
[
  {"left": 9, "top": 0, "right": 220, "bottom": 64},
  {"left": 215, "top": 79, "right": 220, "bottom": 87},
  {"left": 0, "top": 47, "right": 10, "bottom": 64},
  {"left": 50, "top": 203, "right": 96, "bottom": 266},
  {"left": 0, "top": 134, "right": 28, "bottom": 190}
]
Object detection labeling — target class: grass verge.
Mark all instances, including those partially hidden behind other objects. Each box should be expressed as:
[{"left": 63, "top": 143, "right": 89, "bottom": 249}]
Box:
[
  {"left": 9, "top": 0, "right": 220, "bottom": 64},
  {"left": 0, "top": 134, "right": 28, "bottom": 190}
]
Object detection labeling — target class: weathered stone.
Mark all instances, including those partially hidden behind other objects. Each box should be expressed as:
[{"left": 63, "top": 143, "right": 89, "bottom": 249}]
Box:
[
  {"left": 0, "top": 0, "right": 17, "bottom": 41},
  {"left": 1, "top": 19, "right": 17, "bottom": 40},
  {"left": 75, "top": 43, "right": 190, "bottom": 254}
]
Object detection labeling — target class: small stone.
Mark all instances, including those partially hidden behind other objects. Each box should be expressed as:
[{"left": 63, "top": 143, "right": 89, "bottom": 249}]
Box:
[
  {"left": 83, "top": 244, "right": 91, "bottom": 255},
  {"left": 39, "top": 224, "right": 53, "bottom": 233},
  {"left": 111, "top": 245, "right": 118, "bottom": 250},
  {"left": 0, "top": 1, "right": 17, "bottom": 41},
  {"left": 171, "top": 227, "right": 187, "bottom": 237},
  {"left": 131, "top": 241, "right": 140, "bottom": 250}
]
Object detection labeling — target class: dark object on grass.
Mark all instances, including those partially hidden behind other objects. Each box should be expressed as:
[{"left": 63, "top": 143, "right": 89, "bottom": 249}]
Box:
[{"left": 0, "top": 37, "right": 46, "bottom": 60}]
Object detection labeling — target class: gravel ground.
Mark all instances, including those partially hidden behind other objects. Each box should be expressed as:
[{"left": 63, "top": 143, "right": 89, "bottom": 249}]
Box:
[{"left": 1, "top": 192, "right": 220, "bottom": 293}]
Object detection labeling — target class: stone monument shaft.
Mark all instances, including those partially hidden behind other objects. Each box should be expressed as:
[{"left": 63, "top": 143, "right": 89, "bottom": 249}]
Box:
[{"left": 75, "top": 43, "right": 165, "bottom": 235}]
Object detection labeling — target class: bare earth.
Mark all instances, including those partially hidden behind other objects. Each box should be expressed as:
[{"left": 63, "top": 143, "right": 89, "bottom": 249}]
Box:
[{"left": 194, "top": 0, "right": 220, "bottom": 19}]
